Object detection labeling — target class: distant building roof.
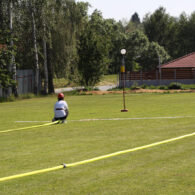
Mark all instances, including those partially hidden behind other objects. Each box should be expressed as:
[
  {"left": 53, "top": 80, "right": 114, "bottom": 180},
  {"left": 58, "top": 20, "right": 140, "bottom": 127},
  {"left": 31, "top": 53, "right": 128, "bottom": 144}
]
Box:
[{"left": 161, "top": 52, "right": 195, "bottom": 68}]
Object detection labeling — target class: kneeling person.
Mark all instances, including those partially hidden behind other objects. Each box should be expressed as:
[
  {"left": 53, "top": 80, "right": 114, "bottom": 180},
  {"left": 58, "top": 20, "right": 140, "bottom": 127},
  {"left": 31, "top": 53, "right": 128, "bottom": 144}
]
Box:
[{"left": 52, "top": 93, "right": 69, "bottom": 123}]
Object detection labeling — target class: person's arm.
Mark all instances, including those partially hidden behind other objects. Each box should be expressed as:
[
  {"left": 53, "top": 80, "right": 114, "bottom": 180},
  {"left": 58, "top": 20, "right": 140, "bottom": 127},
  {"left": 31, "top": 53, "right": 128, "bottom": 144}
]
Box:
[
  {"left": 65, "top": 108, "right": 69, "bottom": 117},
  {"left": 64, "top": 101, "right": 69, "bottom": 117}
]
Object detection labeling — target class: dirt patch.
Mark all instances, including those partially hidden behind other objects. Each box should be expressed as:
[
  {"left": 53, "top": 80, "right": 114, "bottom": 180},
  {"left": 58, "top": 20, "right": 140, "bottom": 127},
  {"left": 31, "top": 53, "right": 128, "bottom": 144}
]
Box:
[{"left": 84, "top": 89, "right": 195, "bottom": 95}]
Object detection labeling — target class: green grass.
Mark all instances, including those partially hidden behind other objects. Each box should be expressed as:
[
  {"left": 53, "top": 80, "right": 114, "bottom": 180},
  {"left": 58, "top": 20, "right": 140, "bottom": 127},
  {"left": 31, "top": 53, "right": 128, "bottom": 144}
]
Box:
[
  {"left": 96, "top": 74, "right": 118, "bottom": 86},
  {"left": 53, "top": 74, "right": 117, "bottom": 88},
  {"left": 53, "top": 78, "right": 75, "bottom": 88},
  {"left": 0, "top": 93, "right": 195, "bottom": 194}
]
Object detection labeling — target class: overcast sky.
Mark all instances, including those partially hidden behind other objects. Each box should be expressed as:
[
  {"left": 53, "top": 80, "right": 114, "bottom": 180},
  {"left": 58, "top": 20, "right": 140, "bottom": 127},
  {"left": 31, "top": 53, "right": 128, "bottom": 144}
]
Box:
[{"left": 77, "top": 0, "right": 195, "bottom": 21}]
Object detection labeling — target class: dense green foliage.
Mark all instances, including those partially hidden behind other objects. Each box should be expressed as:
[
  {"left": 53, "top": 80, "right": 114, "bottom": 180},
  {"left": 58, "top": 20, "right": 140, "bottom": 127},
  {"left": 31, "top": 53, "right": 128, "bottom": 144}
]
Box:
[
  {"left": 0, "top": 0, "right": 17, "bottom": 97},
  {"left": 0, "top": 48, "right": 15, "bottom": 89},
  {"left": 77, "top": 10, "right": 114, "bottom": 86},
  {"left": 0, "top": 32, "right": 12, "bottom": 89},
  {"left": 0, "top": 2, "right": 195, "bottom": 93},
  {"left": 143, "top": 7, "right": 195, "bottom": 58},
  {"left": 168, "top": 82, "right": 183, "bottom": 89}
]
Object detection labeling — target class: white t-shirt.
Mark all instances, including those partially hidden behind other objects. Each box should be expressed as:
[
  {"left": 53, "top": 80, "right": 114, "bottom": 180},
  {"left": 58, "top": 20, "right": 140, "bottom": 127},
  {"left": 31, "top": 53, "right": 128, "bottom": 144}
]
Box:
[{"left": 54, "top": 100, "right": 68, "bottom": 118}]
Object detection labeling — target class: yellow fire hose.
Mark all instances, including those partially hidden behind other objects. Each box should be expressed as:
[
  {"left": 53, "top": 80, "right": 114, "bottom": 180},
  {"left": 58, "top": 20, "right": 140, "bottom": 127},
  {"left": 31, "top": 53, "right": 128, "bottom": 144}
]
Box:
[
  {"left": 0, "top": 131, "right": 194, "bottom": 182},
  {"left": 0, "top": 121, "right": 59, "bottom": 134}
]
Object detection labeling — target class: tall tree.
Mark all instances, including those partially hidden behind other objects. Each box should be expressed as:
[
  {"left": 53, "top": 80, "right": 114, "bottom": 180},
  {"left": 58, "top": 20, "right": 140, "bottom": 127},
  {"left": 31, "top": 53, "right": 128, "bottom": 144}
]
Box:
[
  {"left": 38, "top": 0, "right": 49, "bottom": 94},
  {"left": 9, "top": 0, "right": 18, "bottom": 97},
  {"left": 138, "top": 42, "right": 170, "bottom": 71},
  {"left": 42, "top": 23, "right": 48, "bottom": 94},
  {"left": 176, "top": 12, "right": 195, "bottom": 56},
  {"left": 30, "top": 0, "right": 39, "bottom": 94},
  {"left": 104, "top": 19, "right": 126, "bottom": 74},
  {"left": 0, "top": 0, "right": 17, "bottom": 97},
  {"left": 143, "top": 7, "right": 176, "bottom": 56},
  {"left": 77, "top": 10, "right": 110, "bottom": 86},
  {"left": 0, "top": 36, "right": 15, "bottom": 98},
  {"left": 124, "top": 30, "right": 149, "bottom": 71},
  {"left": 131, "top": 12, "right": 141, "bottom": 24}
]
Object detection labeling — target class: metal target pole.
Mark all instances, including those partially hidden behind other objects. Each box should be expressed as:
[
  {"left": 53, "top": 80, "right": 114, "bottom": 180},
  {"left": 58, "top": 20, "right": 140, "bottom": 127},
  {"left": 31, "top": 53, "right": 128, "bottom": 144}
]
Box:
[{"left": 120, "top": 49, "right": 128, "bottom": 112}]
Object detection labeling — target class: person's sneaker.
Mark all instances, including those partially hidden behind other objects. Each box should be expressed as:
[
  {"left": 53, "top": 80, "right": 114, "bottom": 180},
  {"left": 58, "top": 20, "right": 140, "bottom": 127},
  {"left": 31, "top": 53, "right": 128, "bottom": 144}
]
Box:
[{"left": 62, "top": 120, "right": 67, "bottom": 124}]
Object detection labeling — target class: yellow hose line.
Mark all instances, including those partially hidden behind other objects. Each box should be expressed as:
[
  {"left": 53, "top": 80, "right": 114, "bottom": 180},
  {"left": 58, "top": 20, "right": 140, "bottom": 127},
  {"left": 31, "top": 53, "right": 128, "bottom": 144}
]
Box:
[
  {"left": 0, "top": 121, "right": 59, "bottom": 134},
  {"left": 0, "top": 131, "right": 194, "bottom": 182},
  {"left": 0, "top": 165, "right": 63, "bottom": 182},
  {"left": 66, "top": 131, "right": 195, "bottom": 168}
]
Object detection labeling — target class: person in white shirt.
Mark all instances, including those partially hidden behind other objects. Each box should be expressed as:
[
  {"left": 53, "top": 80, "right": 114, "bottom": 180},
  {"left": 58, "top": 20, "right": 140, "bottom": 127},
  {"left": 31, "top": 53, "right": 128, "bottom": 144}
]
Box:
[{"left": 52, "top": 93, "right": 69, "bottom": 123}]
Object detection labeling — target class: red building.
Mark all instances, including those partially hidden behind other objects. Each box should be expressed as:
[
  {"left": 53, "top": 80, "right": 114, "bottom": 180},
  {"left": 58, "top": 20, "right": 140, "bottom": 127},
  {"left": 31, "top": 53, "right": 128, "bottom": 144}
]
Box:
[
  {"left": 119, "top": 52, "right": 195, "bottom": 87},
  {"left": 159, "top": 52, "right": 195, "bottom": 80}
]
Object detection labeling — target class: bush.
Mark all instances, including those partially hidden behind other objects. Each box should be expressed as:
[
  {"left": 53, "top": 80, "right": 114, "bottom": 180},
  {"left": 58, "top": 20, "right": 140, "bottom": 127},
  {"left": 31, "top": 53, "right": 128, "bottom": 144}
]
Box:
[
  {"left": 140, "top": 84, "right": 148, "bottom": 89},
  {"left": 168, "top": 82, "right": 182, "bottom": 89},
  {"left": 107, "top": 87, "right": 122, "bottom": 91},
  {"left": 130, "top": 82, "right": 140, "bottom": 90},
  {"left": 148, "top": 85, "right": 156, "bottom": 89},
  {"left": 158, "top": 85, "right": 168, "bottom": 90}
]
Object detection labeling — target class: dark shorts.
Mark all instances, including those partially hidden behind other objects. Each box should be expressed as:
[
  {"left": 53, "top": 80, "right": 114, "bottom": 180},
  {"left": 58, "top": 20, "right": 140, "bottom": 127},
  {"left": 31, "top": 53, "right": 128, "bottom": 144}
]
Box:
[{"left": 53, "top": 115, "right": 67, "bottom": 121}]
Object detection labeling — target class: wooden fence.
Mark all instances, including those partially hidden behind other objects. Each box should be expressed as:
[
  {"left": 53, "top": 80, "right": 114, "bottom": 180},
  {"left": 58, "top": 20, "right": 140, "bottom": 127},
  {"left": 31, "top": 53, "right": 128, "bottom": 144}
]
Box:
[{"left": 120, "top": 68, "right": 195, "bottom": 80}]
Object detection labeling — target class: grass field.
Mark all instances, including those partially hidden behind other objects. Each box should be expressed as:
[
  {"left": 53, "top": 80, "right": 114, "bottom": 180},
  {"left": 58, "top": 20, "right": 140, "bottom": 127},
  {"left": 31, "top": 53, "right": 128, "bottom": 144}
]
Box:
[
  {"left": 0, "top": 93, "right": 195, "bottom": 194},
  {"left": 53, "top": 74, "right": 117, "bottom": 88}
]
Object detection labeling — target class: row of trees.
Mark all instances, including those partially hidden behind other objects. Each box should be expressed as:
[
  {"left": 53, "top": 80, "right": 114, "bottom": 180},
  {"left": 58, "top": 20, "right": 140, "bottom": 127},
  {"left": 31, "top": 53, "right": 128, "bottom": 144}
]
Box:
[
  {"left": 0, "top": 0, "right": 195, "bottom": 96},
  {"left": 1, "top": 0, "right": 89, "bottom": 96}
]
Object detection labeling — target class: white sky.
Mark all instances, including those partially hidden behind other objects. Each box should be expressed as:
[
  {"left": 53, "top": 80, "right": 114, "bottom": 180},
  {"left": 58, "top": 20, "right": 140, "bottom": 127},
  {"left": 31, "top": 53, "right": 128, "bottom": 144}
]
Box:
[{"left": 77, "top": 0, "right": 195, "bottom": 21}]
